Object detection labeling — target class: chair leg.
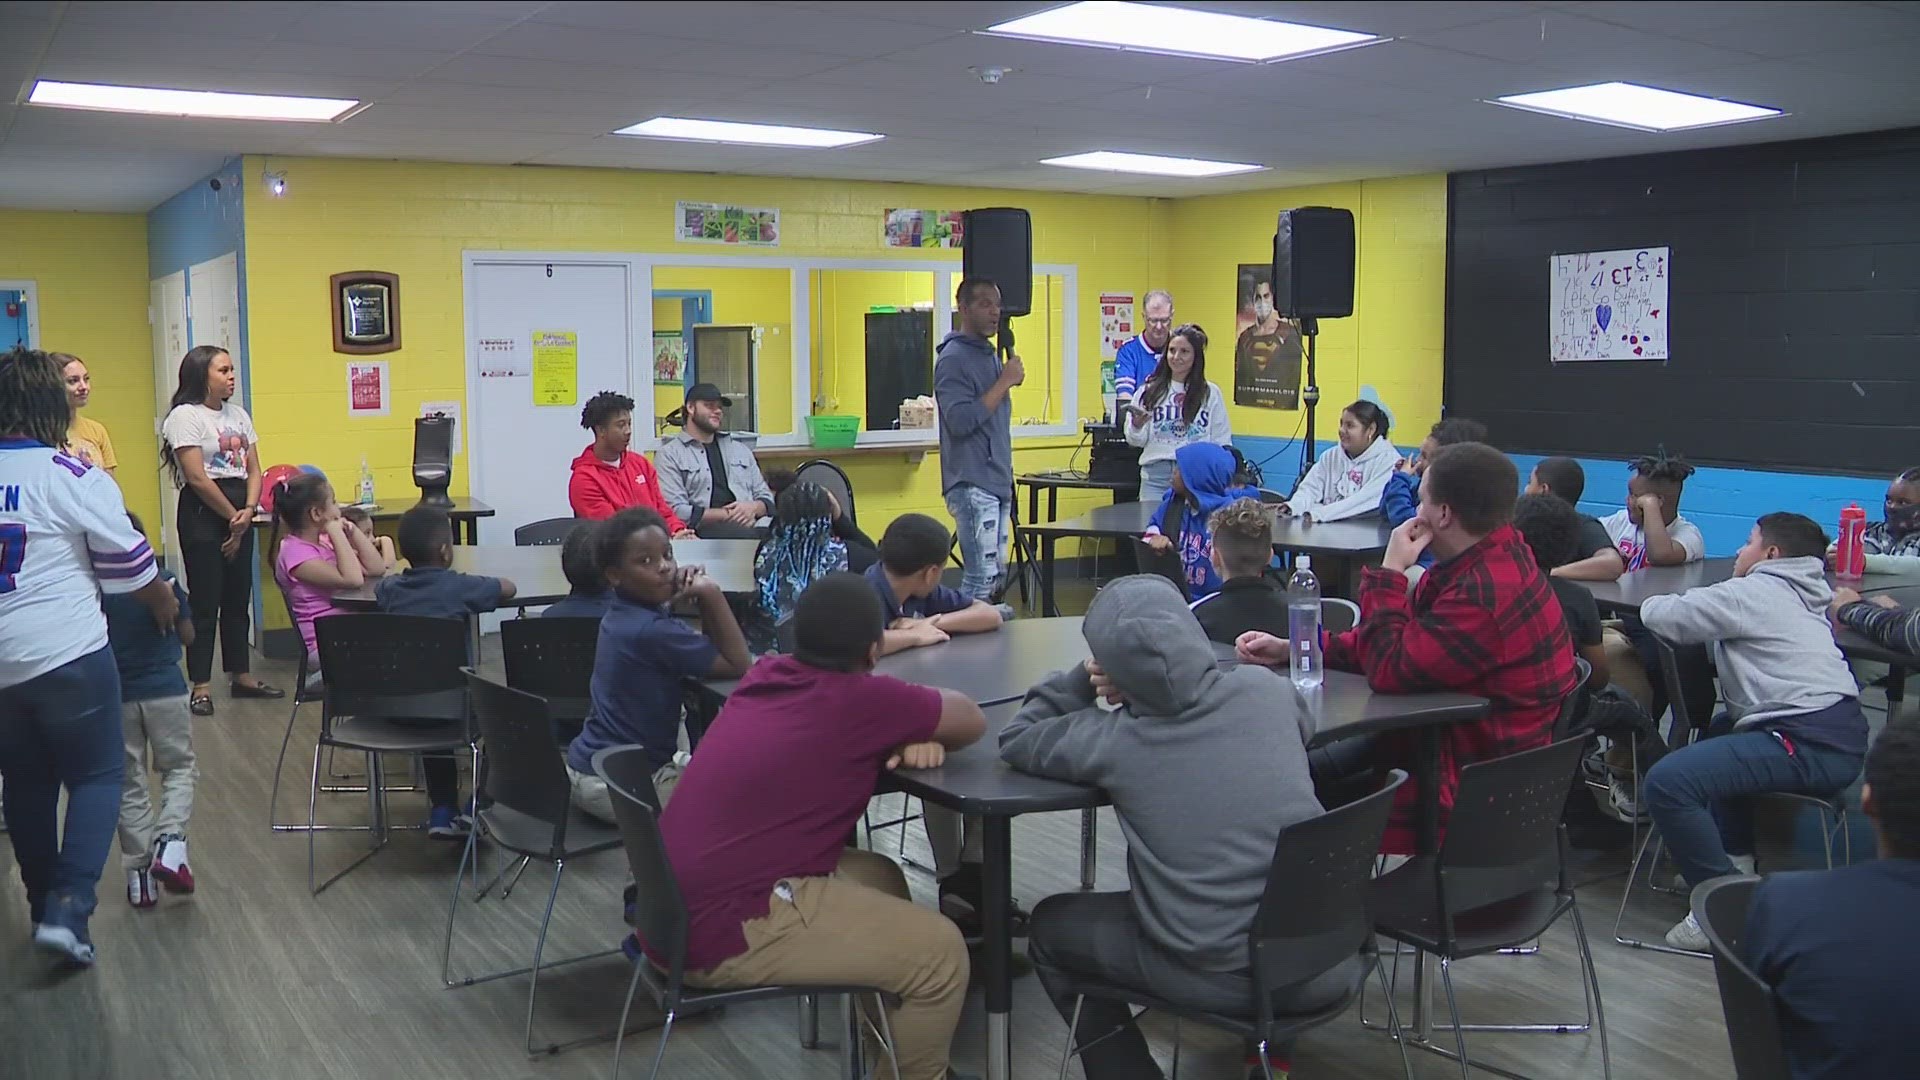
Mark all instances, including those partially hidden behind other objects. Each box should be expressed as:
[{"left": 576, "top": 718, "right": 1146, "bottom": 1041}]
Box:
[
  {"left": 868, "top": 991, "right": 901, "bottom": 1080},
  {"left": 496, "top": 854, "right": 533, "bottom": 901},
  {"left": 612, "top": 964, "right": 646, "bottom": 1080},
  {"left": 441, "top": 826, "right": 478, "bottom": 986},
  {"left": 1079, "top": 808, "right": 1098, "bottom": 891},
  {"left": 1570, "top": 900, "right": 1614, "bottom": 1080},
  {"left": 522, "top": 858, "right": 565, "bottom": 1056},
  {"left": 268, "top": 697, "right": 302, "bottom": 830},
  {"left": 1371, "top": 954, "right": 1418, "bottom": 1080},
  {"left": 1438, "top": 959, "right": 1472, "bottom": 1080},
  {"left": 306, "top": 739, "right": 323, "bottom": 893},
  {"left": 1255, "top": 1039, "right": 1281, "bottom": 1080},
  {"left": 799, "top": 994, "right": 821, "bottom": 1050},
  {"left": 643, "top": 1011, "right": 677, "bottom": 1080},
  {"left": 1612, "top": 825, "right": 1707, "bottom": 957},
  {"left": 1057, "top": 995, "right": 1084, "bottom": 1080}
]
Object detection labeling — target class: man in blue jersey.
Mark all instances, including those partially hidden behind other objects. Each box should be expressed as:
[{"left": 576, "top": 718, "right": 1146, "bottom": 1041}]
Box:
[{"left": 1113, "top": 289, "right": 1174, "bottom": 407}]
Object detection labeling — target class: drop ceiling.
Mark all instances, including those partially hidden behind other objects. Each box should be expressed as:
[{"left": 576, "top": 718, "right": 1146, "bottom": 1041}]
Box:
[{"left": 3, "top": 0, "right": 1919, "bottom": 211}]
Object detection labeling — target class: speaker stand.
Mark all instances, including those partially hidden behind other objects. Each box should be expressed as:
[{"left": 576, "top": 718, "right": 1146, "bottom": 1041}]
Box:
[
  {"left": 994, "top": 317, "right": 1044, "bottom": 611},
  {"left": 1298, "top": 316, "right": 1321, "bottom": 484}
]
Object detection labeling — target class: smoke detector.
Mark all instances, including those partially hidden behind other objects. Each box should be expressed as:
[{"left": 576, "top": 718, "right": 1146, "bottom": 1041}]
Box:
[{"left": 971, "top": 66, "right": 1014, "bottom": 84}]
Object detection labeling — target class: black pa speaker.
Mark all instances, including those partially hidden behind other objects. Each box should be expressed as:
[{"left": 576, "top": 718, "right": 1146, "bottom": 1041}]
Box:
[
  {"left": 961, "top": 208, "right": 1033, "bottom": 317},
  {"left": 1271, "top": 207, "right": 1355, "bottom": 319}
]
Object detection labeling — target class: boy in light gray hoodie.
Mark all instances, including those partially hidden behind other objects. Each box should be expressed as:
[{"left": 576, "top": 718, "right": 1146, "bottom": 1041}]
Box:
[
  {"left": 1001, "top": 574, "right": 1356, "bottom": 1080},
  {"left": 1640, "top": 512, "right": 1868, "bottom": 952}
]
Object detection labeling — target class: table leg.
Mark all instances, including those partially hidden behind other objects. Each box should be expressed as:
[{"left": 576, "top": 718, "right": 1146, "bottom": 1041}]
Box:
[
  {"left": 1048, "top": 487, "right": 1059, "bottom": 523},
  {"left": 1408, "top": 725, "right": 1444, "bottom": 1043},
  {"left": 1078, "top": 808, "right": 1097, "bottom": 891},
  {"left": 982, "top": 815, "right": 1014, "bottom": 1080},
  {"left": 1041, "top": 536, "right": 1059, "bottom": 618},
  {"left": 1027, "top": 484, "right": 1040, "bottom": 530}
]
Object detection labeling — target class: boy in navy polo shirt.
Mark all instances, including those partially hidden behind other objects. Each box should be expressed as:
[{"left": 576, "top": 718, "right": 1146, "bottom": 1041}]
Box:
[
  {"left": 106, "top": 513, "right": 198, "bottom": 909},
  {"left": 863, "top": 513, "right": 1002, "bottom": 657},
  {"left": 565, "top": 507, "right": 751, "bottom": 823}
]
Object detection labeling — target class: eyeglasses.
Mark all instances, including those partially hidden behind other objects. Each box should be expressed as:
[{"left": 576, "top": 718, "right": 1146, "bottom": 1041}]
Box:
[{"left": 1144, "top": 317, "right": 1174, "bottom": 327}]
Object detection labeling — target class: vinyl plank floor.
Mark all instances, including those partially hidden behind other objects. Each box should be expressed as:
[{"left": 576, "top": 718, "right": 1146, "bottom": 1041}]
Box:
[{"left": 3, "top": 628, "right": 1900, "bottom": 1080}]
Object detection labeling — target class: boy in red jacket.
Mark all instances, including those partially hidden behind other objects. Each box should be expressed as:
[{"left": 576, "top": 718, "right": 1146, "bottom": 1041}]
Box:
[{"left": 567, "top": 391, "right": 691, "bottom": 534}]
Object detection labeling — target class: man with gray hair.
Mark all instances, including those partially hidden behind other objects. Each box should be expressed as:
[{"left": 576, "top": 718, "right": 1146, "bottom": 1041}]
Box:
[{"left": 1113, "top": 288, "right": 1173, "bottom": 407}]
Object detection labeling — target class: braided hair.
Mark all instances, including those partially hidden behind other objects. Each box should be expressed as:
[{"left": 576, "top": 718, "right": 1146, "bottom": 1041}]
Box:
[
  {"left": 0, "top": 347, "right": 71, "bottom": 448},
  {"left": 755, "top": 481, "right": 847, "bottom": 623},
  {"left": 1627, "top": 447, "right": 1696, "bottom": 484}
]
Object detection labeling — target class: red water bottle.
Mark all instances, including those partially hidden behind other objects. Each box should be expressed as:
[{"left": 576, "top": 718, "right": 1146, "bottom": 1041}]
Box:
[{"left": 1837, "top": 504, "right": 1867, "bottom": 579}]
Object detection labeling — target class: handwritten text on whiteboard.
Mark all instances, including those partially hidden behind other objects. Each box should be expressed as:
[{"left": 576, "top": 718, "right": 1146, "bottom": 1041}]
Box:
[{"left": 1550, "top": 247, "right": 1669, "bottom": 362}]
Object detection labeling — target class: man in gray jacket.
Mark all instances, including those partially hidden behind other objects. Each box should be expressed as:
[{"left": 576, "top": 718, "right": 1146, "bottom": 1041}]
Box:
[
  {"left": 1640, "top": 511, "right": 1868, "bottom": 952},
  {"left": 934, "top": 278, "right": 1021, "bottom": 599},
  {"left": 1001, "top": 575, "right": 1356, "bottom": 1079}
]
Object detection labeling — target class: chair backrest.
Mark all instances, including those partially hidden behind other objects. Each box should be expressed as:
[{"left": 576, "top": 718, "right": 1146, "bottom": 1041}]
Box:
[
  {"left": 1551, "top": 656, "right": 1593, "bottom": 740},
  {"left": 593, "top": 746, "right": 686, "bottom": 990},
  {"left": 1651, "top": 631, "right": 1717, "bottom": 742},
  {"left": 1130, "top": 538, "right": 1191, "bottom": 600},
  {"left": 1251, "top": 769, "right": 1408, "bottom": 1000},
  {"left": 1257, "top": 488, "right": 1288, "bottom": 506},
  {"left": 463, "top": 669, "right": 572, "bottom": 834},
  {"left": 1320, "top": 597, "right": 1360, "bottom": 634},
  {"left": 500, "top": 616, "right": 599, "bottom": 723},
  {"left": 314, "top": 613, "right": 469, "bottom": 724},
  {"left": 515, "top": 516, "right": 583, "bottom": 547},
  {"left": 774, "top": 612, "right": 798, "bottom": 654},
  {"left": 1693, "top": 876, "right": 1792, "bottom": 1080},
  {"left": 1433, "top": 737, "right": 1587, "bottom": 918},
  {"left": 795, "top": 459, "right": 856, "bottom": 526}
]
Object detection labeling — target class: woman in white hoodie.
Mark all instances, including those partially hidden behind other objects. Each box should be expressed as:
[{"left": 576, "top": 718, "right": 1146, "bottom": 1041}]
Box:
[
  {"left": 1122, "top": 324, "right": 1230, "bottom": 506},
  {"left": 1283, "top": 400, "right": 1400, "bottom": 521}
]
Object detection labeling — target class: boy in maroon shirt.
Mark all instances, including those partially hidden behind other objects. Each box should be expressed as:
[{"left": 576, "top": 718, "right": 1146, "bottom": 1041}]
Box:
[
  {"left": 1239, "top": 442, "right": 1577, "bottom": 853},
  {"left": 652, "top": 572, "right": 987, "bottom": 1080}
]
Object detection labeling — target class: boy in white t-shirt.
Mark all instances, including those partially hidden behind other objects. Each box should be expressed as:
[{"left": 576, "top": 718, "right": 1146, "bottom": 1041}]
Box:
[{"left": 1598, "top": 451, "right": 1704, "bottom": 571}]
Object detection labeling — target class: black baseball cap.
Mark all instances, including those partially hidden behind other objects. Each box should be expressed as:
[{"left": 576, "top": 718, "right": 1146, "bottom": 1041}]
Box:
[{"left": 685, "top": 383, "right": 733, "bottom": 406}]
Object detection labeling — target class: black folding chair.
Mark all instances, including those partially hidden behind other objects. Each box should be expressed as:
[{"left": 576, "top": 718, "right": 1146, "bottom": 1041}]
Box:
[
  {"left": 501, "top": 616, "right": 600, "bottom": 747},
  {"left": 1691, "top": 876, "right": 1790, "bottom": 1080},
  {"left": 515, "top": 516, "right": 582, "bottom": 547},
  {"left": 305, "top": 613, "right": 475, "bottom": 895},
  {"left": 1130, "top": 538, "right": 1191, "bottom": 600},
  {"left": 795, "top": 459, "right": 856, "bottom": 526},
  {"left": 1366, "top": 738, "right": 1611, "bottom": 1080},
  {"left": 1058, "top": 770, "right": 1414, "bottom": 1080},
  {"left": 442, "top": 671, "right": 624, "bottom": 1056},
  {"left": 593, "top": 745, "right": 903, "bottom": 1080}
]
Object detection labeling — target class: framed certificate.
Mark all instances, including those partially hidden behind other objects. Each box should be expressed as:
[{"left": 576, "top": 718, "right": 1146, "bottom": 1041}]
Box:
[{"left": 330, "top": 270, "right": 401, "bottom": 354}]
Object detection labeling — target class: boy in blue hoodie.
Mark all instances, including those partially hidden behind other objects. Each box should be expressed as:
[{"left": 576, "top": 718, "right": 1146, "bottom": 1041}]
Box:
[
  {"left": 1142, "top": 442, "right": 1260, "bottom": 598},
  {"left": 1379, "top": 417, "right": 1487, "bottom": 568}
]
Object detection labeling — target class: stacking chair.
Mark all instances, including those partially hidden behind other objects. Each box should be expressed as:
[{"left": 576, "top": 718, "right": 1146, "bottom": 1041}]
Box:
[
  {"left": 1057, "top": 770, "right": 1414, "bottom": 1080},
  {"left": 593, "top": 745, "right": 902, "bottom": 1080},
  {"left": 1614, "top": 635, "right": 1848, "bottom": 957},
  {"left": 304, "top": 613, "right": 475, "bottom": 894},
  {"left": 515, "top": 516, "right": 582, "bottom": 546},
  {"left": 500, "top": 616, "right": 600, "bottom": 747},
  {"left": 1367, "top": 738, "right": 1611, "bottom": 1080},
  {"left": 1321, "top": 597, "right": 1361, "bottom": 634},
  {"left": 1691, "top": 876, "right": 1790, "bottom": 1080},
  {"left": 794, "top": 458, "right": 856, "bottom": 526},
  {"left": 442, "top": 671, "right": 624, "bottom": 1056}
]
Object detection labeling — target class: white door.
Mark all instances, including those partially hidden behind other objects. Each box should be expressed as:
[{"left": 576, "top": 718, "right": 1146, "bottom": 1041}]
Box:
[
  {"left": 150, "top": 271, "right": 188, "bottom": 567},
  {"left": 467, "top": 260, "right": 635, "bottom": 621},
  {"left": 188, "top": 253, "right": 242, "bottom": 363}
]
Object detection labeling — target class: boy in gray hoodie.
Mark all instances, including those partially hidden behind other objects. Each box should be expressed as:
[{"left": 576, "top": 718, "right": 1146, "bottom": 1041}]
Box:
[
  {"left": 1639, "top": 511, "right": 1868, "bottom": 952},
  {"left": 1001, "top": 575, "right": 1356, "bottom": 1080},
  {"left": 934, "top": 277, "right": 1020, "bottom": 600}
]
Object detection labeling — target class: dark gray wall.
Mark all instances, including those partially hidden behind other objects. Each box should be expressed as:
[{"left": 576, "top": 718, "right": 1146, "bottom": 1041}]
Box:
[{"left": 1446, "top": 127, "right": 1920, "bottom": 476}]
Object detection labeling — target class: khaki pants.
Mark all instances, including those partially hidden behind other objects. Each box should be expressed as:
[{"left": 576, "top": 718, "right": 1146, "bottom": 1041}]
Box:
[
  {"left": 687, "top": 848, "right": 969, "bottom": 1080},
  {"left": 568, "top": 759, "right": 681, "bottom": 822},
  {"left": 1601, "top": 624, "right": 1654, "bottom": 712},
  {"left": 119, "top": 695, "right": 197, "bottom": 869}
]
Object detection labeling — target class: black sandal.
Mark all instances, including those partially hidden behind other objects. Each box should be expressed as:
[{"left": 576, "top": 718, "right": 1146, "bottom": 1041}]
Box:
[
  {"left": 189, "top": 693, "right": 214, "bottom": 716},
  {"left": 229, "top": 681, "right": 285, "bottom": 700}
]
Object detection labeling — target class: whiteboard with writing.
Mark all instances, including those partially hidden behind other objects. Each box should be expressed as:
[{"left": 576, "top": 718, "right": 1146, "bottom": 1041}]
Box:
[{"left": 1550, "top": 247, "right": 1669, "bottom": 362}]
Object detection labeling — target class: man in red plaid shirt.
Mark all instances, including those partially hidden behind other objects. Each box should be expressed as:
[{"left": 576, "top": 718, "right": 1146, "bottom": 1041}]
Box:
[{"left": 1240, "top": 442, "right": 1578, "bottom": 854}]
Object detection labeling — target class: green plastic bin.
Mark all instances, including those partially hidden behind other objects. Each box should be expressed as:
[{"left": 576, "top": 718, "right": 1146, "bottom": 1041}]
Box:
[{"left": 805, "top": 414, "right": 860, "bottom": 449}]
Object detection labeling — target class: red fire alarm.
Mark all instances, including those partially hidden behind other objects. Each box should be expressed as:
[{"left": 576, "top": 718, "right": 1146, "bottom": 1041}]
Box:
[{"left": 4, "top": 302, "right": 17, "bottom": 318}]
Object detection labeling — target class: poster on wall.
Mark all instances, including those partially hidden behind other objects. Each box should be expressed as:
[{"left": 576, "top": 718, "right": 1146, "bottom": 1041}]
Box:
[
  {"left": 346, "top": 361, "right": 389, "bottom": 417},
  {"left": 676, "top": 200, "right": 780, "bottom": 246},
  {"left": 883, "top": 209, "right": 966, "bottom": 248},
  {"left": 1098, "top": 293, "right": 1135, "bottom": 360},
  {"left": 653, "top": 331, "right": 687, "bottom": 385},
  {"left": 1550, "top": 247, "right": 1669, "bottom": 362},
  {"left": 531, "top": 330, "right": 579, "bottom": 407},
  {"left": 477, "top": 336, "right": 529, "bottom": 378},
  {"left": 1232, "top": 263, "right": 1302, "bottom": 410}
]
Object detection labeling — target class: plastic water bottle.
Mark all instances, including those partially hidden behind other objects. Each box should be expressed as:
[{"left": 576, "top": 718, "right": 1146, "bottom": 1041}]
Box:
[
  {"left": 1288, "top": 556, "right": 1323, "bottom": 689},
  {"left": 1836, "top": 503, "right": 1867, "bottom": 580},
  {"left": 357, "top": 455, "right": 376, "bottom": 507}
]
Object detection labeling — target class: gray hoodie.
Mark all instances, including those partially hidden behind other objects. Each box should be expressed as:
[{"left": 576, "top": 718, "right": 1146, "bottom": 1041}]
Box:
[
  {"left": 1000, "top": 575, "right": 1321, "bottom": 972},
  {"left": 1640, "top": 556, "right": 1860, "bottom": 738},
  {"left": 933, "top": 331, "right": 1013, "bottom": 500}
]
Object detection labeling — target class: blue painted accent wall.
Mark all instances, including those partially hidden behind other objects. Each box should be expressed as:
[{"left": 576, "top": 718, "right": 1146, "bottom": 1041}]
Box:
[
  {"left": 146, "top": 157, "right": 250, "bottom": 405},
  {"left": 1235, "top": 435, "right": 1896, "bottom": 557}
]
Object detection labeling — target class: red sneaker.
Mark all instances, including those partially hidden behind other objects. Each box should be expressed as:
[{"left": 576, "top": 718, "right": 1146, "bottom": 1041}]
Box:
[{"left": 151, "top": 834, "right": 195, "bottom": 894}]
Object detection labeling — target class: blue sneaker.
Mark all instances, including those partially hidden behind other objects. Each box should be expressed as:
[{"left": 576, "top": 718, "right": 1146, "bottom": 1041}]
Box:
[
  {"left": 33, "top": 893, "right": 96, "bottom": 967},
  {"left": 427, "top": 806, "right": 472, "bottom": 840}
]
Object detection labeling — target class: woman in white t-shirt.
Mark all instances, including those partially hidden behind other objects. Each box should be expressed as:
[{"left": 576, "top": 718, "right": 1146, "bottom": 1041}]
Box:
[
  {"left": 161, "top": 346, "right": 280, "bottom": 715},
  {"left": 1122, "top": 323, "right": 1231, "bottom": 506},
  {"left": 1, "top": 347, "right": 179, "bottom": 965}
]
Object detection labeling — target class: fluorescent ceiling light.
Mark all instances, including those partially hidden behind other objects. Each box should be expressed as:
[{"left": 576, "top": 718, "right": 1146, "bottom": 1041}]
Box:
[
  {"left": 983, "top": 1, "right": 1381, "bottom": 63},
  {"left": 27, "top": 80, "right": 357, "bottom": 122},
  {"left": 613, "top": 116, "right": 882, "bottom": 148},
  {"left": 1042, "top": 151, "right": 1264, "bottom": 178},
  {"left": 1491, "top": 82, "right": 1782, "bottom": 132}
]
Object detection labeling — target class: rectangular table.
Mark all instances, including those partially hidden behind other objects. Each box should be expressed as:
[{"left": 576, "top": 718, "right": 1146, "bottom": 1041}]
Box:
[
  {"left": 1019, "top": 501, "right": 1392, "bottom": 616},
  {"left": 1017, "top": 470, "right": 1139, "bottom": 526},
  {"left": 254, "top": 496, "right": 496, "bottom": 545}
]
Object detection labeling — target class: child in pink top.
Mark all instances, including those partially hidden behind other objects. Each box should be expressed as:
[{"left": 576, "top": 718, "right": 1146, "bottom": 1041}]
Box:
[{"left": 271, "top": 473, "right": 391, "bottom": 670}]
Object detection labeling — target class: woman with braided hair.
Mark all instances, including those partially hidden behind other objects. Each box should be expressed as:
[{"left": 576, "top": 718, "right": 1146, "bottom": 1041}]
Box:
[{"left": 750, "top": 481, "right": 848, "bottom": 651}]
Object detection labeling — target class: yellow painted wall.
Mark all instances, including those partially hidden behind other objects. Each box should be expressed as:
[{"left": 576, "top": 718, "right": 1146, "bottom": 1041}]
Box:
[
  {"left": 1167, "top": 175, "right": 1448, "bottom": 447},
  {"left": 653, "top": 265, "right": 794, "bottom": 434},
  {"left": 0, "top": 209, "right": 160, "bottom": 528},
  {"left": 238, "top": 156, "right": 1171, "bottom": 548}
]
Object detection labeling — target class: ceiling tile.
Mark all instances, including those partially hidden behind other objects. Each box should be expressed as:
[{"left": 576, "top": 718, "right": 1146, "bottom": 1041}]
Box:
[{"left": 534, "top": 1, "right": 962, "bottom": 55}]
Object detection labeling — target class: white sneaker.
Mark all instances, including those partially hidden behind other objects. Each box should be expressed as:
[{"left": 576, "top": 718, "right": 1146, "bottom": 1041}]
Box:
[
  {"left": 1608, "top": 779, "right": 1650, "bottom": 823},
  {"left": 127, "top": 867, "right": 157, "bottom": 909},
  {"left": 1729, "top": 854, "right": 1757, "bottom": 876},
  {"left": 1665, "top": 912, "right": 1711, "bottom": 951}
]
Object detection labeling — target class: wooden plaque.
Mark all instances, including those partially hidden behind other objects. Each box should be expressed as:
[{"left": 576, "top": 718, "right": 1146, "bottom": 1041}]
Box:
[{"left": 331, "top": 271, "right": 401, "bottom": 354}]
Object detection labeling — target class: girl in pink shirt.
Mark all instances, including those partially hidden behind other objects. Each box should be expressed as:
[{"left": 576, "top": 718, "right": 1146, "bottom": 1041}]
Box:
[{"left": 271, "top": 473, "right": 391, "bottom": 671}]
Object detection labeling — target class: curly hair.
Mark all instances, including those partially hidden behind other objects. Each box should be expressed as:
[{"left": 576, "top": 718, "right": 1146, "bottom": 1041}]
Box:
[
  {"left": 580, "top": 390, "right": 636, "bottom": 432},
  {"left": 0, "top": 347, "right": 72, "bottom": 448},
  {"left": 1512, "top": 493, "right": 1583, "bottom": 570},
  {"left": 1208, "top": 496, "right": 1274, "bottom": 577},
  {"left": 1429, "top": 417, "right": 1488, "bottom": 447},
  {"left": 1628, "top": 448, "right": 1696, "bottom": 484}
]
